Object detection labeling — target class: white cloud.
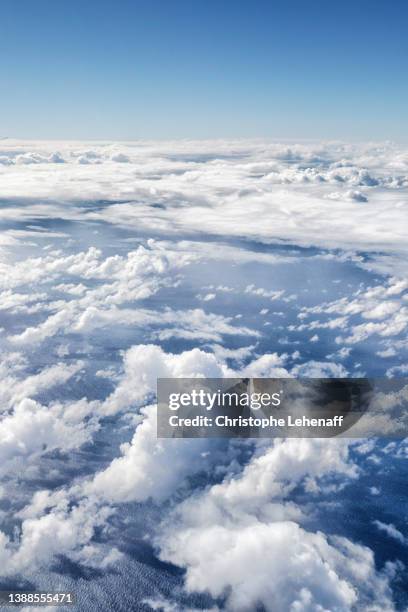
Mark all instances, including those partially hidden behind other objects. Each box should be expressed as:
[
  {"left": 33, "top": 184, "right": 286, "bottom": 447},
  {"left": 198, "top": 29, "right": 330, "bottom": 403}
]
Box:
[
  {"left": 101, "top": 343, "right": 231, "bottom": 415},
  {"left": 240, "top": 353, "right": 289, "bottom": 378},
  {"left": 0, "top": 139, "right": 406, "bottom": 608},
  {"left": 0, "top": 398, "right": 96, "bottom": 475},
  {"left": 158, "top": 521, "right": 394, "bottom": 611},
  {"left": 0, "top": 497, "right": 113, "bottom": 574},
  {"left": 0, "top": 140, "right": 407, "bottom": 261},
  {"left": 89, "top": 404, "right": 211, "bottom": 503},
  {"left": 291, "top": 361, "right": 349, "bottom": 378},
  {"left": 154, "top": 437, "right": 391, "bottom": 611},
  {"left": 373, "top": 520, "right": 406, "bottom": 544},
  {"left": 0, "top": 359, "right": 83, "bottom": 409},
  {"left": 327, "top": 189, "right": 368, "bottom": 203},
  {"left": 301, "top": 277, "right": 407, "bottom": 347}
]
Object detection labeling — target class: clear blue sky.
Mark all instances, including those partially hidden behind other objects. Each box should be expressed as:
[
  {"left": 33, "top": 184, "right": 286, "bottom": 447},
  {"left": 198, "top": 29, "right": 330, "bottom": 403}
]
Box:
[{"left": 1, "top": 0, "right": 407, "bottom": 141}]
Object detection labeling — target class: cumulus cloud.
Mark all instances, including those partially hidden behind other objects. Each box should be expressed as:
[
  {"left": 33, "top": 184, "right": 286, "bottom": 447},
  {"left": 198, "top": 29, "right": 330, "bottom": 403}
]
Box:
[
  {"left": 154, "top": 438, "right": 392, "bottom": 611},
  {"left": 0, "top": 139, "right": 406, "bottom": 609},
  {"left": 299, "top": 277, "right": 408, "bottom": 348},
  {"left": 0, "top": 497, "right": 113, "bottom": 575},
  {"left": 0, "top": 358, "right": 83, "bottom": 409},
  {"left": 158, "top": 521, "right": 395, "bottom": 611},
  {"left": 240, "top": 352, "right": 289, "bottom": 377},
  {"left": 101, "top": 343, "right": 231, "bottom": 415},
  {"left": 291, "top": 361, "right": 349, "bottom": 377},
  {"left": 0, "top": 398, "right": 96, "bottom": 476},
  {"left": 327, "top": 189, "right": 368, "bottom": 202},
  {"left": 0, "top": 139, "right": 406, "bottom": 258},
  {"left": 89, "top": 404, "right": 211, "bottom": 503}
]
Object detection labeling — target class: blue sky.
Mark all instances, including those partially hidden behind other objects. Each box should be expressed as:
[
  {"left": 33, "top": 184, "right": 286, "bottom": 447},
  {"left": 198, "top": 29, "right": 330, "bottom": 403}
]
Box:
[{"left": 1, "top": 0, "right": 407, "bottom": 140}]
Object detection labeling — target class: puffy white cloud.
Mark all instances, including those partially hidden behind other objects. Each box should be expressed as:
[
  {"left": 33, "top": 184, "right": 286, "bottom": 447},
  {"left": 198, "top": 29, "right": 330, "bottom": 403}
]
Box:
[
  {"left": 245, "top": 284, "right": 285, "bottom": 301},
  {"left": 110, "top": 152, "right": 130, "bottom": 163},
  {"left": 291, "top": 361, "right": 349, "bottom": 378},
  {"left": 3, "top": 239, "right": 258, "bottom": 346},
  {"left": 154, "top": 438, "right": 391, "bottom": 611},
  {"left": 0, "top": 139, "right": 407, "bottom": 260},
  {"left": 101, "top": 344, "right": 230, "bottom": 415},
  {"left": 89, "top": 404, "right": 210, "bottom": 503},
  {"left": 158, "top": 520, "right": 395, "bottom": 611},
  {"left": 0, "top": 290, "right": 47, "bottom": 313},
  {"left": 86, "top": 343, "right": 349, "bottom": 509},
  {"left": 240, "top": 353, "right": 289, "bottom": 377},
  {"left": 300, "top": 277, "right": 408, "bottom": 347},
  {"left": 199, "top": 438, "right": 357, "bottom": 508},
  {"left": 0, "top": 358, "right": 83, "bottom": 409},
  {"left": 86, "top": 343, "right": 256, "bottom": 502},
  {"left": 0, "top": 497, "right": 113, "bottom": 574},
  {"left": 0, "top": 138, "right": 406, "bottom": 609},
  {"left": 0, "top": 355, "right": 99, "bottom": 477},
  {"left": 327, "top": 189, "right": 368, "bottom": 202},
  {"left": 0, "top": 398, "right": 96, "bottom": 475}
]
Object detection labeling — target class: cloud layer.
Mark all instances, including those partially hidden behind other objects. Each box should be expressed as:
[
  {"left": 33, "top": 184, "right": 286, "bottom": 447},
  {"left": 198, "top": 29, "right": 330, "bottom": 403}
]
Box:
[{"left": 0, "top": 139, "right": 407, "bottom": 610}]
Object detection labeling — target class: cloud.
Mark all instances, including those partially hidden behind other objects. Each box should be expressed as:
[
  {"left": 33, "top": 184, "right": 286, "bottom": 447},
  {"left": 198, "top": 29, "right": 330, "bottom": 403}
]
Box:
[
  {"left": 3, "top": 240, "right": 258, "bottom": 346},
  {"left": 158, "top": 521, "right": 394, "bottom": 611},
  {"left": 300, "top": 277, "right": 408, "bottom": 347},
  {"left": 0, "top": 359, "right": 83, "bottom": 409},
  {"left": 110, "top": 152, "right": 130, "bottom": 163},
  {"left": 0, "top": 497, "right": 113, "bottom": 575},
  {"left": 0, "top": 398, "right": 96, "bottom": 476},
  {"left": 154, "top": 438, "right": 391, "bottom": 611},
  {"left": 0, "top": 140, "right": 407, "bottom": 260},
  {"left": 101, "top": 343, "right": 231, "bottom": 415},
  {"left": 87, "top": 344, "right": 290, "bottom": 505},
  {"left": 291, "top": 361, "right": 349, "bottom": 377},
  {"left": 89, "top": 404, "right": 211, "bottom": 503},
  {"left": 240, "top": 353, "right": 289, "bottom": 377},
  {"left": 373, "top": 520, "right": 406, "bottom": 544},
  {"left": 0, "top": 138, "right": 406, "bottom": 608},
  {"left": 327, "top": 189, "right": 368, "bottom": 202}
]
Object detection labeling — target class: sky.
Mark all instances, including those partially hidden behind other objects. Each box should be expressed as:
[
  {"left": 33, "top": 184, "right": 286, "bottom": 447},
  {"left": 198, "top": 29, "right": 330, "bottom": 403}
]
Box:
[{"left": 0, "top": 0, "right": 407, "bottom": 141}]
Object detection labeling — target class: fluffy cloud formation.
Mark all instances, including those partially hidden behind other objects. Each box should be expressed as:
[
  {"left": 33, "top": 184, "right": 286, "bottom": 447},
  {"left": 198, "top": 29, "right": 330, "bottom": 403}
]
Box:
[
  {"left": 0, "top": 139, "right": 407, "bottom": 259},
  {"left": 154, "top": 438, "right": 393, "bottom": 611},
  {"left": 101, "top": 344, "right": 231, "bottom": 415},
  {"left": 0, "top": 354, "right": 99, "bottom": 478},
  {"left": 297, "top": 277, "right": 408, "bottom": 351},
  {"left": 158, "top": 521, "right": 395, "bottom": 611},
  {"left": 0, "top": 139, "right": 407, "bottom": 609},
  {"left": 0, "top": 496, "right": 116, "bottom": 574},
  {"left": 0, "top": 398, "right": 95, "bottom": 476},
  {"left": 89, "top": 404, "right": 211, "bottom": 503},
  {"left": 0, "top": 358, "right": 83, "bottom": 409}
]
